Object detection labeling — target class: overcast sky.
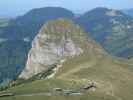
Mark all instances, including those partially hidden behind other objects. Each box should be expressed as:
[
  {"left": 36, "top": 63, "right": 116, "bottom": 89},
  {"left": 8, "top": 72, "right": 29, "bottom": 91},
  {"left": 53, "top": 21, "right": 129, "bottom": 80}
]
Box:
[{"left": 0, "top": 0, "right": 133, "bottom": 17}]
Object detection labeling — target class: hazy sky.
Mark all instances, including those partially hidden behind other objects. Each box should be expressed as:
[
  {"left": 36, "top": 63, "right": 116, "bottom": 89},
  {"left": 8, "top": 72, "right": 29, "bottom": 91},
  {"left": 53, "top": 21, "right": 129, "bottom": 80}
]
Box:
[{"left": 0, "top": 0, "right": 133, "bottom": 17}]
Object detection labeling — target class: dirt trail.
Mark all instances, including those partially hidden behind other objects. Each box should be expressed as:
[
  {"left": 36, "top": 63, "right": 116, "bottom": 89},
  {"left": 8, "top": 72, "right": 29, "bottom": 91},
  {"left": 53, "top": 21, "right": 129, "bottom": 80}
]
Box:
[{"left": 16, "top": 92, "right": 52, "bottom": 97}]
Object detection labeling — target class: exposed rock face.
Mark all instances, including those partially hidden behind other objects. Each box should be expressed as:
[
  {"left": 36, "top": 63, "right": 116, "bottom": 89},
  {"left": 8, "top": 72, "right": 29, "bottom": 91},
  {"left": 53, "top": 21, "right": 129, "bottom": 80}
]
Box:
[{"left": 19, "top": 19, "right": 91, "bottom": 79}]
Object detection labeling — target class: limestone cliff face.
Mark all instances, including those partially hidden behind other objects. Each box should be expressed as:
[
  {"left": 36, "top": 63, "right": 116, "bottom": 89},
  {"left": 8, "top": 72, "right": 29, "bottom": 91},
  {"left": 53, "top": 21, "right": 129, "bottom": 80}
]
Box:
[{"left": 19, "top": 19, "right": 104, "bottom": 79}]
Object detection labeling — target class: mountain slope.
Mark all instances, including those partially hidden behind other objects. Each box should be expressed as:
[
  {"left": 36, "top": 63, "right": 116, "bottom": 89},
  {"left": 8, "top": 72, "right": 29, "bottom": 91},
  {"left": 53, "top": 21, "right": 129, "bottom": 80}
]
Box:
[
  {"left": 0, "top": 7, "right": 133, "bottom": 88},
  {"left": 0, "top": 40, "right": 30, "bottom": 87},
  {"left": 1, "top": 19, "right": 133, "bottom": 100},
  {"left": 2, "top": 55, "right": 133, "bottom": 100},
  {"left": 55, "top": 54, "right": 133, "bottom": 100},
  {"left": 122, "top": 9, "right": 133, "bottom": 17},
  {"left": 0, "top": 18, "right": 10, "bottom": 27},
  {"left": 0, "top": 18, "right": 10, "bottom": 39},
  {"left": 19, "top": 18, "right": 104, "bottom": 79},
  {"left": 1, "top": 7, "right": 74, "bottom": 40},
  {"left": 0, "top": 7, "right": 133, "bottom": 59},
  {"left": 76, "top": 7, "right": 133, "bottom": 58},
  {"left": 0, "top": 7, "right": 75, "bottom": 85}
]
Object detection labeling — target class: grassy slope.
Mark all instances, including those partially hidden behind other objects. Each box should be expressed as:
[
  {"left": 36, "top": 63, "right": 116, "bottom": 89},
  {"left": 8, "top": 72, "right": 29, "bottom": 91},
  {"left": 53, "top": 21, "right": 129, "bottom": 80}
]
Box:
[
  {"left": 1, "top": 52, "right": 133, "bottom": 100},
  {"left": 56, "top": 52, "right": 133, "bottom": 100}
]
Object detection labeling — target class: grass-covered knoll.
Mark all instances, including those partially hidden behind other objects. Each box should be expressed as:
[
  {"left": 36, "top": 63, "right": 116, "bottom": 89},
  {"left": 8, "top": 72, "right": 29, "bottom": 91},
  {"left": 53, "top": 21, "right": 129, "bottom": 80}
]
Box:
[{"left": 55, "top": 53, "right": 133, "bottom": 100}]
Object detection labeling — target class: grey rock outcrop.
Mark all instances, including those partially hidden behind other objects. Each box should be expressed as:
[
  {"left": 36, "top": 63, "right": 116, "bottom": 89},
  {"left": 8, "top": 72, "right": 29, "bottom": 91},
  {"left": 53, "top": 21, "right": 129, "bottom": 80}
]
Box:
[{"left": 19, "top": 19, "right": 90, "bottom": 79}]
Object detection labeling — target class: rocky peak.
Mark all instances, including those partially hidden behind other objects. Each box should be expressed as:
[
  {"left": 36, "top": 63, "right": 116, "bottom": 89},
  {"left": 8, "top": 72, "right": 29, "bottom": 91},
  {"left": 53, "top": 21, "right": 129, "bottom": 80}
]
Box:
[{"left": 19, "top": 18, "right": 91, "bottom": 79}]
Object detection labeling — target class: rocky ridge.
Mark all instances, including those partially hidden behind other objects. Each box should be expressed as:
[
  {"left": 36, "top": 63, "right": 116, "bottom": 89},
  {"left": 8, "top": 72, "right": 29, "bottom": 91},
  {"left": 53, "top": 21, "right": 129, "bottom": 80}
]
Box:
[{"left": 19, "top": 18, "right": 104, "bottom": 79}]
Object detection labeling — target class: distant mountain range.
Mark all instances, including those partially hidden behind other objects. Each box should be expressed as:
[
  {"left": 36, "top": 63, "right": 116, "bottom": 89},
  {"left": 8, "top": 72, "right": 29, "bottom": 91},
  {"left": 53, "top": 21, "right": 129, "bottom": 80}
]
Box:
[{"left": 0, "top": 7, "right": 132, "bottom": 58}]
